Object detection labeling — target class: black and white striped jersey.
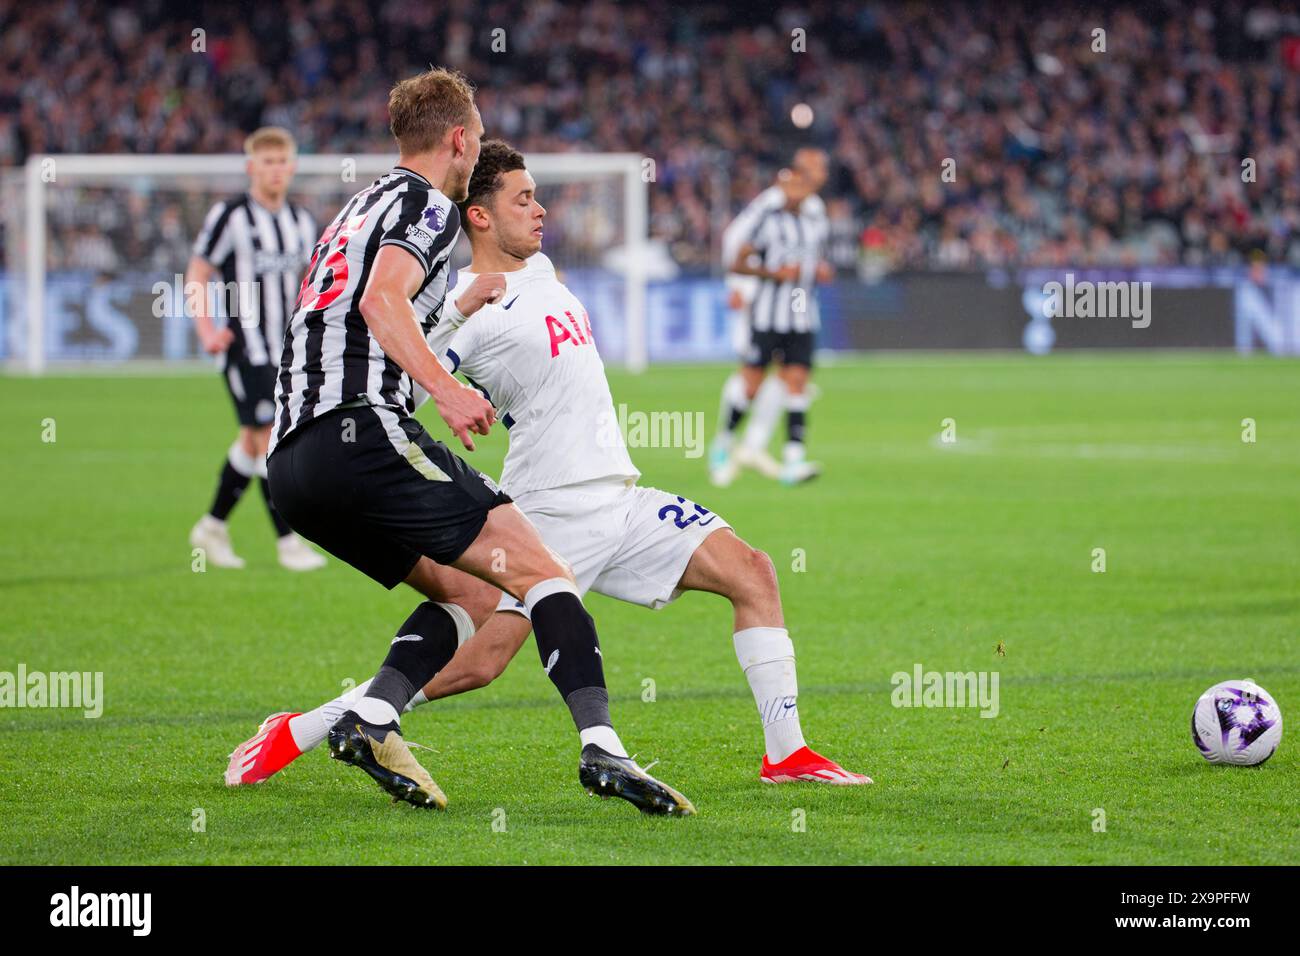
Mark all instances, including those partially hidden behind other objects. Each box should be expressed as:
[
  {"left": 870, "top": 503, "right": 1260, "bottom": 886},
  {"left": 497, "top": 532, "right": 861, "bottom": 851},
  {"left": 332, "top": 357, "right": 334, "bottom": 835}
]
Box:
[
  {"left": 269, "top": 167, "right": 460, "bottom": 455},
  {"left": 193, "top": 194, "right": 316, "bottom": 368},
  {"left": 729, "top": 188, "right": 829, "bottom": 334}
]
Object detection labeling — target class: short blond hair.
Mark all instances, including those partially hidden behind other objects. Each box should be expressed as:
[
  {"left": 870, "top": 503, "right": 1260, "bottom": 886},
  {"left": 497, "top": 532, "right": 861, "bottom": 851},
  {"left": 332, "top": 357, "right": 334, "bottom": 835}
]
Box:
[
  {"left": 388, "top": 68, "right": 476, "bottom": 154},
  {"left": 244, "top": 127, "right": 297, "bottom": 155}
]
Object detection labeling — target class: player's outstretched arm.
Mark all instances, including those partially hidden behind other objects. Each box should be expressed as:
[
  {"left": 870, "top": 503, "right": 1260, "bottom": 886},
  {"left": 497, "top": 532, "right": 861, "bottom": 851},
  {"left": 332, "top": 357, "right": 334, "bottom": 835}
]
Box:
[{"left": 359, "top": 245, "right": 496, "bottom": 450}]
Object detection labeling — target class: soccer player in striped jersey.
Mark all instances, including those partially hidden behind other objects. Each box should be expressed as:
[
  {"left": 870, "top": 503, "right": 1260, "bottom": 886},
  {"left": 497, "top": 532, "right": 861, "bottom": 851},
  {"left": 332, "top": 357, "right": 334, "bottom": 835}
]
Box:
[
  {"left": 226, "top": 141, "right": 871, "bottom": 792},
  {"left": 716, "top": 180, "right": 797, "bottom": 484},
  {"left": 709, "top": 149, "right": 832, "bottom": 488},
  {"left": 253, "top": 72, "right": 691, "bottom": 815},
  {"left": 186, "top": 127, "right": 326, "bottom": 572}
]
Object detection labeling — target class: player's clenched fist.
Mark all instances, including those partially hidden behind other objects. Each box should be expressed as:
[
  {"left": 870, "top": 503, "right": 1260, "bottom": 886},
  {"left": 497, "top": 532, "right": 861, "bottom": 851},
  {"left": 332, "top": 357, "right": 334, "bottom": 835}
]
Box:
[
  {"left": 200, "top": 327, "right": 235, "bottom": 354},
  {"left": 455, "top": 272, "right": 507, "bottom": 317},
  {"left": 433, "top": 380, "right": 496, "bottom": 451}
]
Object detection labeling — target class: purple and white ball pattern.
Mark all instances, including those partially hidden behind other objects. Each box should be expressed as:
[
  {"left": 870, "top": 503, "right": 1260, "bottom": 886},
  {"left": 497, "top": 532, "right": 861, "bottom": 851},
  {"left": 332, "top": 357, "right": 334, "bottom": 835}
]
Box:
[{"left": 1191, "top": 680, "right": 1283, "bottom": 766}]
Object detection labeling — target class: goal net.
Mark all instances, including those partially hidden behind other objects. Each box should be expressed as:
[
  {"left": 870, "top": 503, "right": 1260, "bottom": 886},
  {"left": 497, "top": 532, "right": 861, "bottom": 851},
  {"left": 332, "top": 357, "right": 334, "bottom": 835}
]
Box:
[{"left": 1, "top": 153, "right": 648, "bottom": 373}]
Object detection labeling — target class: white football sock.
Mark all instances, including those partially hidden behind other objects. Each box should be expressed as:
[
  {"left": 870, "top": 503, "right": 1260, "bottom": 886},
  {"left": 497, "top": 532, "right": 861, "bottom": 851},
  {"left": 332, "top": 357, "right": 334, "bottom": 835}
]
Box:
[
  {"left": 288, "top": 679, "right": 430, "bottom": 752},
  {"left": 717, "top": 372, "right": 751, "bottom": 437},
  {"left": 580, "top": 724, "right": 628, "bottom": 758},
  {"left": 227, "top": 440, "right": 258, "bottom": 478},
  {"left": 734, "top": 626, "right": 807, "bottom": 763},
  {"left": 741, "top": 376, "right": 785, "bottom": 452},
  {"left": 353, "top": 696, "right": 400, "bottom": 727}
]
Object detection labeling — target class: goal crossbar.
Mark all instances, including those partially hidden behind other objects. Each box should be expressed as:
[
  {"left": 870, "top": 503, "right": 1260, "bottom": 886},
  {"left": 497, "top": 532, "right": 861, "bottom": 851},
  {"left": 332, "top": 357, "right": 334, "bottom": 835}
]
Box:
[{"left": 17, "top": 152, "right": 648, "bottom": 373}]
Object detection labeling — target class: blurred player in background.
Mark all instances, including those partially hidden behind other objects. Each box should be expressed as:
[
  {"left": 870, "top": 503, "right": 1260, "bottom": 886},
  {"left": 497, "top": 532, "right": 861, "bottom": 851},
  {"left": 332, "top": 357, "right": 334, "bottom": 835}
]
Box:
[
  {"left": 715, "top": 187, "right": 793, "bottom": 484},
  {"left": 710, "top": 148, "right": 832, "bottom": 488},
  {"left": 186, "top": 127, "right": 325, "bottom": 571}
]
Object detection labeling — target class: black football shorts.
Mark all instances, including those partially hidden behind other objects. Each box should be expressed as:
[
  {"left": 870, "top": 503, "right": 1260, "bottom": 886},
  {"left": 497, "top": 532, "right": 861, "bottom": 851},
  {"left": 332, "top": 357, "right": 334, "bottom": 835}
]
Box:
[
  {"left": 222, "top": 353, "right": 278, "bottom": 427},
  {"left": 744, "top": 329, "right": 815, "bottom": 370},
  {"left": 267, "top": 404, "right": 512, "bottom": 588}
]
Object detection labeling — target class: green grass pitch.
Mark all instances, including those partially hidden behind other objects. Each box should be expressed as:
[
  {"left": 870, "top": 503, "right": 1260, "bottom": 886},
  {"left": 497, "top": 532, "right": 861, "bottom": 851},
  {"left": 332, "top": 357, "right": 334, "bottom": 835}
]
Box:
[{"left": 0, "top": 353, "right": 1296, "bottom": 865}]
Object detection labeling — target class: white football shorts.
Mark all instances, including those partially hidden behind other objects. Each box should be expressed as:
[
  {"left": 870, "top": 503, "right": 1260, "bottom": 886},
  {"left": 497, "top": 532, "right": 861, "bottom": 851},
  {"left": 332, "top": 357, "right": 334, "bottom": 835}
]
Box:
[{"left": 496, "top": 478, "right": 731, "bottom": 618}]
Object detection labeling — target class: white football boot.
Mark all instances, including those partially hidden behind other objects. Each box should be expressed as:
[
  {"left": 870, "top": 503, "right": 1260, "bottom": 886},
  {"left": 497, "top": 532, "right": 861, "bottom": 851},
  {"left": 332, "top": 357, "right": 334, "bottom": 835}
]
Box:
[
  {"left": 189, "top": 515, "right": 245, "bottom": 569},
  {"left": 733, "top": 443, "right": 783, "bottom": 480},
  {"left": 708, "top": 434, "right": 740, "bottom": 487},
  {"left": 277, "top": 534, "right": 326, "bottom": 571},
  {"left": 779, "top": 443, "right": 821, "bottom": 486}
]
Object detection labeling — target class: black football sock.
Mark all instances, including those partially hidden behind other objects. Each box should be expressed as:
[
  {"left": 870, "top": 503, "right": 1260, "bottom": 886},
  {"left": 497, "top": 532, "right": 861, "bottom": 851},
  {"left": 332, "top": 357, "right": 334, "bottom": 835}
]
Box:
[
  {"left": 527, "top": 584, "right": 611, "bottom": 732},
  {"left": 259, "top": 478, "right": 293, "bottom": 537},
  {"left": 527, "top": 590, "right": 608, "bottom": 733},
  {"left": 786, "top": 408, "right": 807, "bottom": 446},
  {"left": 363, "top": 602, "right": 468, "bottom": 715},
  {"left": 209, "top": 459, "right": 251, "bottom": 521},
  {"left": 725, "top": 405, "right": 747, "bottom": 432}
]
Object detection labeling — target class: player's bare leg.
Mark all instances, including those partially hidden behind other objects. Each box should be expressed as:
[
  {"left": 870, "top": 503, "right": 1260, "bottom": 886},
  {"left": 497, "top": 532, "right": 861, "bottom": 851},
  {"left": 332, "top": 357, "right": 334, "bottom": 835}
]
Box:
[
  {"left": 419, "top": 610, "right": 531, "bottom": 697},
  {"left": 776, "top": 363, "right": 820, "bottom": 485},
  {"left": 677, "top": 528, "right": 870, "bottom": 784}
]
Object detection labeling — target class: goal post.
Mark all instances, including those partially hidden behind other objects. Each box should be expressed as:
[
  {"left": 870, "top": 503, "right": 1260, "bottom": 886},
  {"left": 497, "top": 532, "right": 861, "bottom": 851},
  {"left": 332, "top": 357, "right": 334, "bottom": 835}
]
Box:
[{"left": 5, "top": 152, "right": 648, "bottom": 374}]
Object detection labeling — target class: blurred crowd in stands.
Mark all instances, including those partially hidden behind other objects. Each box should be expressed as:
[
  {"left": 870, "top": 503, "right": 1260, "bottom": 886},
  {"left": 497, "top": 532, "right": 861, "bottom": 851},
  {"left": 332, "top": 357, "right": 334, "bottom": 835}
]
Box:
[{"left": 3, "top": 0, "right": 1300, "bottom": 273}]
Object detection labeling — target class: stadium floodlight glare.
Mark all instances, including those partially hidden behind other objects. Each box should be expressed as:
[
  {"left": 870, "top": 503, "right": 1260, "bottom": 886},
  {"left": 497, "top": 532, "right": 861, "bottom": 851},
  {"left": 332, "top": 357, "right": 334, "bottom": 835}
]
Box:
[{"left": 9, "top": 152, "right": 649, "bottom": 374}]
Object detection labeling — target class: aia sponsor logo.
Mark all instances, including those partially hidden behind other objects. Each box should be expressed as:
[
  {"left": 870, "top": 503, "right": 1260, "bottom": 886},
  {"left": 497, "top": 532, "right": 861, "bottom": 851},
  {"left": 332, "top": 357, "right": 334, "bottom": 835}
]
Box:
[{"left": 545, "top": 310, "right": 594, "bottom": 356}]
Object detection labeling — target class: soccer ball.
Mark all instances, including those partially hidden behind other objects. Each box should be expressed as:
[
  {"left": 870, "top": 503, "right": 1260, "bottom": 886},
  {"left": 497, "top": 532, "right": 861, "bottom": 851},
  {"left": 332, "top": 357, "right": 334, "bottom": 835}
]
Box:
[{"left": 1191, "top": 680, "right": 1282, "bottom": 766}]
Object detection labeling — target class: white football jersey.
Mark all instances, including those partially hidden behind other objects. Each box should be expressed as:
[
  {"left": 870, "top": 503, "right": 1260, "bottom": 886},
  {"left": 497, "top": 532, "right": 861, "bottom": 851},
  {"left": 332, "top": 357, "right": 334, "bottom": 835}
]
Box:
[{"left": 426, "top": 253, "right": 640, "bottom": 497}]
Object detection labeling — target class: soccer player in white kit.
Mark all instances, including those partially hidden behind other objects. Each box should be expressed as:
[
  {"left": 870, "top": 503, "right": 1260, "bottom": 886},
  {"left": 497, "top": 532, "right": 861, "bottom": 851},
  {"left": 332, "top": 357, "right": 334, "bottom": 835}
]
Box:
[{"left": 226, "top": 142, "right": 870, "bottom": 791}]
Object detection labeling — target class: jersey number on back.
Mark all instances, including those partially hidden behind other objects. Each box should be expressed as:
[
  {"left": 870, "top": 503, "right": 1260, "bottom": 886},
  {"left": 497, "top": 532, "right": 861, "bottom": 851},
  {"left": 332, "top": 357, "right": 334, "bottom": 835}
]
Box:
[{"left": 295, "top": 211, "right": 370, "bottom": 313}]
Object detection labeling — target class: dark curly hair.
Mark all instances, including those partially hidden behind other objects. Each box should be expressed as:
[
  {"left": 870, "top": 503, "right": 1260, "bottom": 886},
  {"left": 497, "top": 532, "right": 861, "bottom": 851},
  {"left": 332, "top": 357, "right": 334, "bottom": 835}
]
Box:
[{"left": 458, "top": 139, "right": 526, "bottom": 223}]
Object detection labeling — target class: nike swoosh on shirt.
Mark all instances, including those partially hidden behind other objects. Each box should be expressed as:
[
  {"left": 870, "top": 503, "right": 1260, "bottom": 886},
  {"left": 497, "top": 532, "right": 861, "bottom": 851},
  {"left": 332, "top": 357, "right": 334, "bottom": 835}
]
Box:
[{"left": 502, "top": 295, "right": 519, "bottom": 310}]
